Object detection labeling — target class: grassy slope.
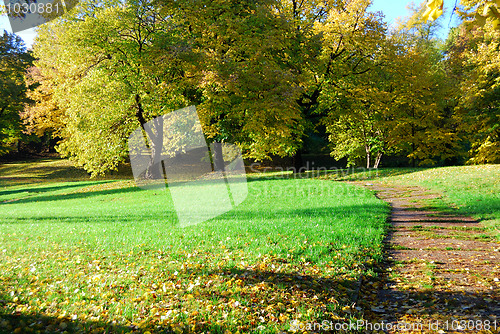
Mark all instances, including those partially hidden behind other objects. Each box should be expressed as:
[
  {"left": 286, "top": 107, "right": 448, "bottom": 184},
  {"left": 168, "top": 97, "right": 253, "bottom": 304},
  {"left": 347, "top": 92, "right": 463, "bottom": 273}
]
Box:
[{"left": 0, "top": 159, "right": 389, "bottom": 333}]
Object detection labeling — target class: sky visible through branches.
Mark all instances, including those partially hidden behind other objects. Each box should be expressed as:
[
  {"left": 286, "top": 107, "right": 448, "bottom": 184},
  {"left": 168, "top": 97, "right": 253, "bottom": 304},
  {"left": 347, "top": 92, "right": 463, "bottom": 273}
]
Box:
[{"left": 0, "top": 0, "right": 460, "bottom": 47}]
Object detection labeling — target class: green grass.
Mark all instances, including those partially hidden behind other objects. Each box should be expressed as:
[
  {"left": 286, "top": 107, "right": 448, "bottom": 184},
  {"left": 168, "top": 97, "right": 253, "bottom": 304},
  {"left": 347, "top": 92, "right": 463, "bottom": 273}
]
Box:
[
  {"left": 318, "top": 167, "right": 424, "bottom": 181},
  {"left": 0, "top": 159, "right": 389, "bottom": 333},
  {"left": 377, "top": 165, "right": 500, "bottom": 238},
  {"left": 317, "top": 164, "right": 499, "bottom": 238}
]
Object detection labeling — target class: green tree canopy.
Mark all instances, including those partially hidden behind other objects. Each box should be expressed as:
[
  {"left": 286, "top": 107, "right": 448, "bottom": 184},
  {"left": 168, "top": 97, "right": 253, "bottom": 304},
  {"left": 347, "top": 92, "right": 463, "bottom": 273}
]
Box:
[
  {"left": 0, "top": 30, "right": 32, "bottom": 155},
  {"left": 445, "top": 8, "right": 500, "bottom": 163},
  {"left": 26, "top": 0, "right": 500, "bottom": 172}
]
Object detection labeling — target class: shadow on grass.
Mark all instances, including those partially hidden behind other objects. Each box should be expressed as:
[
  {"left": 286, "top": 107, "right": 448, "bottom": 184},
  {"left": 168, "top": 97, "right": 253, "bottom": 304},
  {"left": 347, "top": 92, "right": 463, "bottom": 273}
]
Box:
[
  {"left": 0, "top": 265, "right": 364, "bottom": 334},
  {"left": 2, "top": 213, "right": 179, "bottom": 224},
  {"left": 429, "top": 197, "right": 500, "bottom": 220},
  {"left": 358, "top": 192, "right": 500, "bottom": 326},
  {"left": 374, "top": 271, "right": 500, "bottom": 319},
  {"left": 408, "top": 197, "right": 500, "bottom": 239},
  {"left": 190, "top": 266, "right": 361, "bottom": 301},
  {"left": 0, "top": 186, "right": 143, "bottom": 206},
  {"left": 1, "top": 203, "right": 388, "bottom": 230},
  {"left": 0, "top": 181, "right": 114, "bottom": 198},
  {"left": 357, "top": 242, "right": 499, "bottom": 329},
  {"left": 0, "top": 313, "right": 134, "bottom": 334},
  {"left": 4, "top": 262, "right": 497, "bottom": 333}
]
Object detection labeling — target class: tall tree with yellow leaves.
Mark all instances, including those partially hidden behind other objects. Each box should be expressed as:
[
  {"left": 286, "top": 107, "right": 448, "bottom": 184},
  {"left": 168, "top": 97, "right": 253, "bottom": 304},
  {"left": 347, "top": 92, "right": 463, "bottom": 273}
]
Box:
[{"left": 445, "top": 7, "right": 500, "bottom": 163}]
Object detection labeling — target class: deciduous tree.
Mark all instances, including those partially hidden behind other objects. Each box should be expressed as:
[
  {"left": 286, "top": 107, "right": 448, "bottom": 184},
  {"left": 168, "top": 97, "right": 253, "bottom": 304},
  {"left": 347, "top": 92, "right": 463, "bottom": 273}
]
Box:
[
  {"left": 446, "top": 13, "right": 500, "bottom": 163},
  {"left": 0, "top": 31, "right": 32, "bottom": 155}
]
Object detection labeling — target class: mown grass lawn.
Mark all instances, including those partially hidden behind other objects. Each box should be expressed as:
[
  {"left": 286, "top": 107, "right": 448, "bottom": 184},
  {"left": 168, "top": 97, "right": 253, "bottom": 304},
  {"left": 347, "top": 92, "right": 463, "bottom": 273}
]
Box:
[{"left": 0, "top": 159, "right": 389, "bottom": 333}]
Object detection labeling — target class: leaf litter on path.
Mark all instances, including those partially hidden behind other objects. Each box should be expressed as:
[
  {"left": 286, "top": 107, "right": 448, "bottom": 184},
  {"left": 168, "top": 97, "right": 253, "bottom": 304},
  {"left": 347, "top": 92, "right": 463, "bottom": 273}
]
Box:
[{"left": 355, "top": 182, "right": 499, "bottom": 334}]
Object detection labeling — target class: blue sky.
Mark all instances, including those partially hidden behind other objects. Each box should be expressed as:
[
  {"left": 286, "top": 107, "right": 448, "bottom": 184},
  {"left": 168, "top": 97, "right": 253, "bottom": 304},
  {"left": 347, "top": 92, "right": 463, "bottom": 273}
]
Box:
[
  {"left": 1, "top": 0, "right": 459, "bottom": 48},
  {"left": 370, "top": 0, "right": 424, "bottom": 25},
  {"left": 369, "top": 0, "right": 461, "bottom": 39}
]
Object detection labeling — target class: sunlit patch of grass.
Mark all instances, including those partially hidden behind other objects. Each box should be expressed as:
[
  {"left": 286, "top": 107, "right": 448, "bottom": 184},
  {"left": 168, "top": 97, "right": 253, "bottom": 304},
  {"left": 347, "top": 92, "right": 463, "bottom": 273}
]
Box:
[
  {"left": 0, "top": 158, "right": 133, "bottom": 187},
  {"left": 0, "top": 159, "right": 390, "bottom": 333}
]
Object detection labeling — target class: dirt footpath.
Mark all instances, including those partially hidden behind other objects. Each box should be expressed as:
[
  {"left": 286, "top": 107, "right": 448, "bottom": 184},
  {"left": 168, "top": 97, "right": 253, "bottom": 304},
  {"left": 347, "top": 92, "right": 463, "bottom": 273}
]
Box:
[{"left": 357, "top": 183, "right": 499, "bottom": 334}]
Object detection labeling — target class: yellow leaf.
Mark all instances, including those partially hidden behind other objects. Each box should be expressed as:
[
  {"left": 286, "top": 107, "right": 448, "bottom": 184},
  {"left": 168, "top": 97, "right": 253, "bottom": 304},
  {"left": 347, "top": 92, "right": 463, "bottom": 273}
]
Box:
[
  {"left": 493, "top": 18, "right": 500, "bottom": 29},
  {"left": 422, "top": 0, "right": 443, "bottom": 21},
  {"left": 483, "top": 3, "right": 494, "bottom": 17},
  {"left": 341, "top": 305, "right": 352, "bottom": 313},
  {"left": 279, "top": 313, "right": 289, "bottom": 322}
]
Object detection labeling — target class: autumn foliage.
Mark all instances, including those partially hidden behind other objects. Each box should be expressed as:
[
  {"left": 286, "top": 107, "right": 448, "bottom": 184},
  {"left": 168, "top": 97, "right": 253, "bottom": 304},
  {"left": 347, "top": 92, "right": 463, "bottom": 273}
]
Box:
[{"left": 1, "top": 0, "right": 499, "bottom": 169}]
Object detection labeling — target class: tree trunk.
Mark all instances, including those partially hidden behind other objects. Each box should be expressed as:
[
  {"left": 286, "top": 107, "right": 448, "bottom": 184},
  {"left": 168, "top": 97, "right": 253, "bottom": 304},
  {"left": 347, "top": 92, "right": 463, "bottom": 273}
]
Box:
[
  {"left": 135, "top": 94, "right": 164, "bottom": 180},
  {"left": 212, "top": 142, "right": 225, "bottom": 172},
  {"left": 374, "top": 152, "right": 382, "bottom": 168},
  {"left": 365, "top": 145, "right": 371, "bottom": 169},
  {"left": 144, "top": 115, "right": 164, "bottom": 179},
  {"left": 293, "top": 149, "right": 303, "bottom": 173},
  {"left": 411, "top": 109, "right": 416, "bottom": 167}
]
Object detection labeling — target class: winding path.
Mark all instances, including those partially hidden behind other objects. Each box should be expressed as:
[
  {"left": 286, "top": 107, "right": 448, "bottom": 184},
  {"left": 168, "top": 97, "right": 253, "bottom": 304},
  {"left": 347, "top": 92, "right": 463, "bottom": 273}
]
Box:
[{"left": 358, "top": 183, "right": 499, "bottom": 334}]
